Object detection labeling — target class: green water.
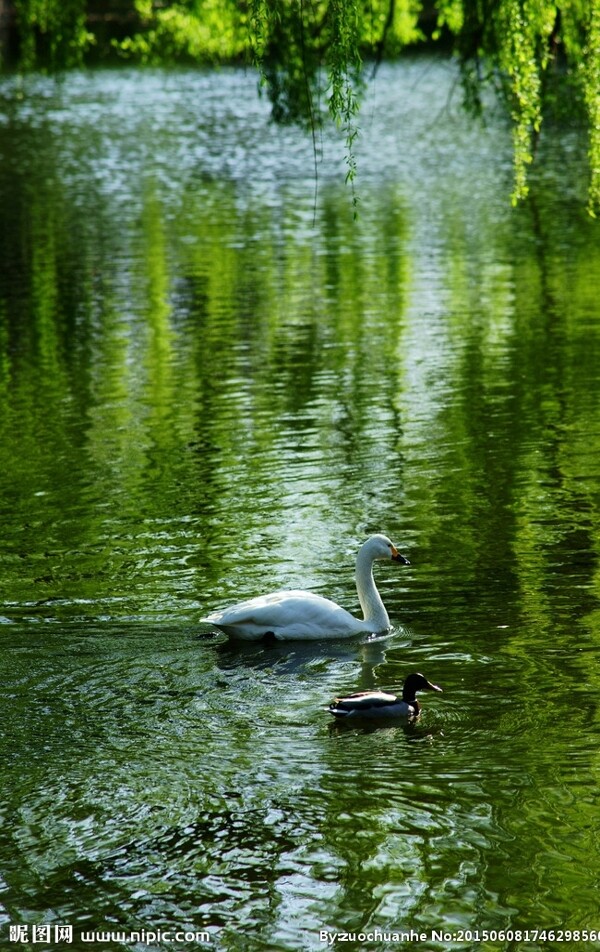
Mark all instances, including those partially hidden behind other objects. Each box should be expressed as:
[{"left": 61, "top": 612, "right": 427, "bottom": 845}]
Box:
[{"left": 0, "top": 63, "right": 599, "bottom": 952}]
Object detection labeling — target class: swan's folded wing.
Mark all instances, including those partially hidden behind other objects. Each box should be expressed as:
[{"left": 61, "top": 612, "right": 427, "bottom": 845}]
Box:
[{"left": 204, "top": 590, "right": 367, "bottom": 639}]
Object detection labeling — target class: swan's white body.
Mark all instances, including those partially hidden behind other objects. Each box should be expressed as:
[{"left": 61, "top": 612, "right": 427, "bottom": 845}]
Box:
[{"left": 202, "top": 534, "right": 409, "bottom": 641}]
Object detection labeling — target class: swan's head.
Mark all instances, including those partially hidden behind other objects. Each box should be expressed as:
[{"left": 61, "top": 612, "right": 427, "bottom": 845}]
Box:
[{"left": 364, "top": 533, "right": 410, "bottom": 565}]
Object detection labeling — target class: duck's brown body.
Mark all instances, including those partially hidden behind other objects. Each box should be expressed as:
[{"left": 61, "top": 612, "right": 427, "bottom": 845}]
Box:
[{"left": 328, "top": 673, "right": 442, "bottom": 719}]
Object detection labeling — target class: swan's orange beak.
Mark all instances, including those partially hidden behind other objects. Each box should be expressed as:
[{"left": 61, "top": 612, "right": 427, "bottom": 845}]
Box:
[{"left": 391, "top": 545, "right": 410, "bottom": 565}]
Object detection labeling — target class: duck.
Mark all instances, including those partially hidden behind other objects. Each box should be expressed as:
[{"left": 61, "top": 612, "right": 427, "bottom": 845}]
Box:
[
  {"left": 202, "top": 533, "right": 409, "bottom": 641},
  {"left": 328, "top": 672, "right": 442, "bottom": 719}
]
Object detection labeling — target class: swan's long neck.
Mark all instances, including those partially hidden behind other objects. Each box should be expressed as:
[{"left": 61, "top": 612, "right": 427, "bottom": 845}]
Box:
[{"left": 355, "top": 546, "right": 390, "bottom": 630}]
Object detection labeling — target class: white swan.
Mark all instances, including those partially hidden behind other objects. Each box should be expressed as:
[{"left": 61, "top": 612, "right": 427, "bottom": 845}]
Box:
[{"left": 202, "top": 533, "right": 409, "bottom": 641}]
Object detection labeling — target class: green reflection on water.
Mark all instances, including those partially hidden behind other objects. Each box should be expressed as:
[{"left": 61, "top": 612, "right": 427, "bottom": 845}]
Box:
[{"left": 0, "top": 65, "right": 599, "bottom": 952}]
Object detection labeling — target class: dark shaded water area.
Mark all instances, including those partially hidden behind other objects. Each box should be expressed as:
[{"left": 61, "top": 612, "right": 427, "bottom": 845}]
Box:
[{"left": 0, "top": 62, "right": 599, "bottom": 951}]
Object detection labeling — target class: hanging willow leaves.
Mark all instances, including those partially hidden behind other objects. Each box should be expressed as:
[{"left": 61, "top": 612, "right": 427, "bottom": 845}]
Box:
[
  {"left": 13, "top": 0, "right": 93, "bottom": 69},
  {"left": 6, "top": 0, "right": 600, "bottom": 215},
  {"left": 580, "top": 0, "right": 600, "bottom": 216}
]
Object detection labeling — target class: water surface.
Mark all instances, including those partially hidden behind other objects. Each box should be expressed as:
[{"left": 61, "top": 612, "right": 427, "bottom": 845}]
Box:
[{"left": 0, "top": 62, "right": 599, "bottom": 951}]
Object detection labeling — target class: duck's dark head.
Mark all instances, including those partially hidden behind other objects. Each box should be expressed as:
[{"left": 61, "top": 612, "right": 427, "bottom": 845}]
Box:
[{"left": 402, "top": 672, "right": 443, "bottom": 703}]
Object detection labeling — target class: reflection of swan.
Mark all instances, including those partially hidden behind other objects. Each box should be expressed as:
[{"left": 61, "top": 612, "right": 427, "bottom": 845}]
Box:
[
  {"left": 328, "top": 673, "right": 442, "bottom": 719},
  {"left": 202, "top": 534, "right": 409, "bottom": 641}
]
